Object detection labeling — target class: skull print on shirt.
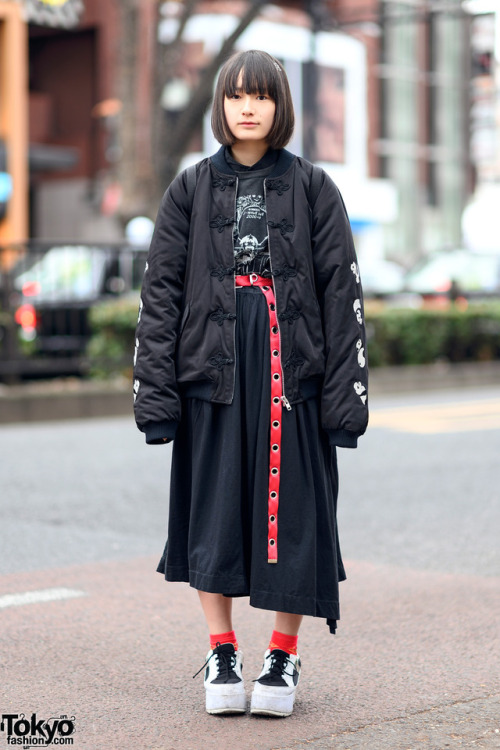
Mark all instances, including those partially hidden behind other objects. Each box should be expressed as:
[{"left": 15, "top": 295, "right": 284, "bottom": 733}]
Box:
[{"left": 233, "top": 194, "right": 269, "bottom": 265}]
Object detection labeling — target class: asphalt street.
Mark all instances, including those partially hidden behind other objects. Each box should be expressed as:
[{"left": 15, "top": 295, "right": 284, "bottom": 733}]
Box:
[{"left": 1, "top": 385, "right": 499, "bottom": 749}]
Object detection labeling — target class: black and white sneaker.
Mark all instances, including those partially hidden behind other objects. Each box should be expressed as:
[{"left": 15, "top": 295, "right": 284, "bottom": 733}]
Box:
[
  {"left": 195, "top": 643, "right": 246, "bottom": 715},
  {"left": 250, "top": 648, "right": 301, "bottom": 717}
]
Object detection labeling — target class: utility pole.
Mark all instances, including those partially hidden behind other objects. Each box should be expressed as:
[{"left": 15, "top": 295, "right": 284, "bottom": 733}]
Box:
[
  {"left": 0, "top": 1, "right": 28, "bottom": 249},
  {"left": 304, "top": 0, "right": 336, "bottom": 163}
]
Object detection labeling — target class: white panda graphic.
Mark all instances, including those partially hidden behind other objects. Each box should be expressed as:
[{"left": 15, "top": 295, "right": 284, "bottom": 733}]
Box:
[
  {"left": 356, "top": 339, "right": 366, "bottom": 368},
  {"left": 354, "top": 381, "right": 367, "bottom": 405},
  {"left": 133, "top": 379, "right": 140, "bottom": 403},
  {"left": 353, "top": 298, "right": 363, "bottom": 325}
]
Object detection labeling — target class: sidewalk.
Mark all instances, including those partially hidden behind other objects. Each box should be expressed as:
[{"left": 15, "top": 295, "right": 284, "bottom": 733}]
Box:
[
  {"left": 1, "top": 360, "right": 500, "bottom": 424},
  {"left": 1, "top": 556, "right": 498, "bottom": 749}
]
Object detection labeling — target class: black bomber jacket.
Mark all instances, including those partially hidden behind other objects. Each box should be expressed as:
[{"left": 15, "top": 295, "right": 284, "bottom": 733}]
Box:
[{"left": 133, "top": 146, "right": 369, "bottom": 447}]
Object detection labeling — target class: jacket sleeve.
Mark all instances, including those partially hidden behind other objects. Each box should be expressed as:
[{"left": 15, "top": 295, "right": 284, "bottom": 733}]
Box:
[
  {"left": 311, "top": 170, "right": 369, "bottom": 448},
  {"left": 133, "top": 171, "right": 191, "bottom": 444}
]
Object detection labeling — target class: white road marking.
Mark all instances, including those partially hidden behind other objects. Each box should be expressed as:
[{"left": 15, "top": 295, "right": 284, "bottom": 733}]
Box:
[{"left": 0, "top": 587, "right": 86, "bottom": 609}]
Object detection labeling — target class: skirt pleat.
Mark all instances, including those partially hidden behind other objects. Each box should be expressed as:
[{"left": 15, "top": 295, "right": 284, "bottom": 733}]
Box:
[{"left": 157, "top": 286, "right": 345, "bottom": 633}]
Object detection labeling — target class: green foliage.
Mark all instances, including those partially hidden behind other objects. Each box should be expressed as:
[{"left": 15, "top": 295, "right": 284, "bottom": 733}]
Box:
[
  {"left": 85, "top": 296, "right": 500, "bottom": 378},
  {"left": 86, "top": 295, "right": 140, "bottom": 378},
  {"left": 366, "top": 302, "right": 500, "bottom": 367}
]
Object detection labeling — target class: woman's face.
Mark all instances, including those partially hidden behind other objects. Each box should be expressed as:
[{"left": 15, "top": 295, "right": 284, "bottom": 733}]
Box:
[{"left": 224, "top": 72, "right": 276, "bottom": 146}]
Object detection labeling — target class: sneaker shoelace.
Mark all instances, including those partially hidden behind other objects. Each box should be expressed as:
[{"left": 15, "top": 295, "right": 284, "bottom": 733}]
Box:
[
  {"left": 256, "top": 649, "right": 295, "bottom": 684},
  {"left": 192, "top": 642, "right": 238, "bottom": 683}
]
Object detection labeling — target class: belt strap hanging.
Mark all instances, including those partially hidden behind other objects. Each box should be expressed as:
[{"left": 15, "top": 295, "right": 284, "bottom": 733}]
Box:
[{"left": 235, "top": 274, "right": 283, "bottom": 563}]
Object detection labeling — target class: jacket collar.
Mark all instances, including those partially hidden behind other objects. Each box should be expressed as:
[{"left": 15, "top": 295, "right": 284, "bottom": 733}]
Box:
[{"left": 210, "top": 144, "right": 295, "bottom": 179}]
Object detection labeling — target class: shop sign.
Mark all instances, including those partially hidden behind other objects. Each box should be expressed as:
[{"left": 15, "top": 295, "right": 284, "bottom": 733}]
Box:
[{"left": 20, "top": 0, "right": 84, "bottom": 29}]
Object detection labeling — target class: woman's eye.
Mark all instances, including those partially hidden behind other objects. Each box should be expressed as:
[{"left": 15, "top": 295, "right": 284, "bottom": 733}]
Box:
[{"left": 229, "top": 94, "right": 240, "bottom": 100}]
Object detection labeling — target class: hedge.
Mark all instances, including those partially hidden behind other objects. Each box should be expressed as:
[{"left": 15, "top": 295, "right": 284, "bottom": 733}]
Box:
[
  {"left": 366, "top": 302, "right": 500, "bottom": 367},
  {"left": 86, "top": 296, "right": 500, "bottom": 377},
  {"left": 86, "top": 295, "right": 140, "bottom": 378}
]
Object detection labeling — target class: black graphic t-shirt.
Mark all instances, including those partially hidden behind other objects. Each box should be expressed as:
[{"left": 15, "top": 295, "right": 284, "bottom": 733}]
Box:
[{"left": 225, "top": 148, "right": 278, "bottom": 278}]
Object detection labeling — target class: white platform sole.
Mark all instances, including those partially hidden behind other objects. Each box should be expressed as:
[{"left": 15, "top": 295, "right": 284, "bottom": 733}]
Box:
[
  {"left": 250, "top": 685, "right": 296, "bottom": 717},
  {"left": 205, "top": 684, "right": 246, "bottom": 715}
]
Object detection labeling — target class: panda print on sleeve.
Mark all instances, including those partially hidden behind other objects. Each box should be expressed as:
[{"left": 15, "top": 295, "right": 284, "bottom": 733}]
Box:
[{"left": 350, "top": 263, "right": 368, "bottom": 407}]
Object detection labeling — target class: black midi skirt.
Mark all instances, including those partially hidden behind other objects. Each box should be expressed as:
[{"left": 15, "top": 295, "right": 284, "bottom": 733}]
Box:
[{"left": 157, "top": 285, "right": 346, "bottom": 634}]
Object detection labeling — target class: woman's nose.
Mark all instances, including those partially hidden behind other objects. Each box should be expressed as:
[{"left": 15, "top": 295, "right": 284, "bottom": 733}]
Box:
[{"left": 241, "top": 95, "right": 254, "bottom": 113}]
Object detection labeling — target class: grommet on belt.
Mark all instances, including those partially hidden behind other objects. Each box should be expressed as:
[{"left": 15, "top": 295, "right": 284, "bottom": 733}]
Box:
[{"left": 235, "top": 273, "right": 285, "bottom": 563}]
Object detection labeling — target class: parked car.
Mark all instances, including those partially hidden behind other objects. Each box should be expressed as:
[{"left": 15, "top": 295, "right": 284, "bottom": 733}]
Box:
[
  {"left": 10, "top": 243, "right": 146, "bottom": 358},
  {"left": 404, "top": 249, "right": 500, "bottom": 296},
  {"left": 358, "top": 258, "right": 406, "bottom": 296}
]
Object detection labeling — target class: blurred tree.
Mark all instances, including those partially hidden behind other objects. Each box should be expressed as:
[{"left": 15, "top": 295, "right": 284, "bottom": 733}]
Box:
[
  {"left": 117, "top": 0, "right": 267, "bottom": 224},
  {"left": 117, "top": 0, "right": 152, "bottom": 225}
]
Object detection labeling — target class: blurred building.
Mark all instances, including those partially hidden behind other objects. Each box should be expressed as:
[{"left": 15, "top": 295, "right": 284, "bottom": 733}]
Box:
[
  {"left": 461, "top": 0, "right": 500, "bottom": 252},
  {"left": 374, "top": 0, "right": 472, "bottom": 261},
  {"left": 26, "top": 0, "right": 125, "bottom": 241},
  {"left": 0, "top": 0, "right": 124, "bottom": 244},
  {"left": 159, "top": 1, "right": 476, "bottom": 262},
  {"left": 0, "top": 1, "right": 28, "bottom": 245},
  {"left": 333, "top": 0, "right": 476, "bottom": 262},
  {"left": 160, "top": 0, "right": 397, "bottom": 262},
  {"left": 0, "top": 0, "right": 488, "bottom": 263}
]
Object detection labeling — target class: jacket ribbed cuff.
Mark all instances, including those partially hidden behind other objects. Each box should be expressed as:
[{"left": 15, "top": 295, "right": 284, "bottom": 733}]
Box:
[
  {"left": 144, "top": 420, "right": 178, "bottom": 445},
  {"left": 327, "top": 428, "right": 359, "bottom": 449}
]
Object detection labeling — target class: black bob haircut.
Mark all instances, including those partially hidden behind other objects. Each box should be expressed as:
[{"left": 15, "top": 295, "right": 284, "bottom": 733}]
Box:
[{"left": 211, "top": 50, "right": 295, "bottom": 150}]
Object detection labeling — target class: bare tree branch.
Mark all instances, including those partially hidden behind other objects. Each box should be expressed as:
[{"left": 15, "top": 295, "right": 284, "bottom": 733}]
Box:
[
  {"left": 118, "top": 0, "right": 268, "bottom": 220},
  {"left": 175, "top": 0, "right": 199, "bottom": 43},
  {"left": 152, "top": 0, "right": 200, "bottom": 188},
  {"left": 158, "top": 0, "right": 267, "bottom": 190},
  {"left": 117, "top": 0, "right": 143, "bottom": 223},
  {"left": 157, "top": 0, "right": 199, "bottom": 76}
]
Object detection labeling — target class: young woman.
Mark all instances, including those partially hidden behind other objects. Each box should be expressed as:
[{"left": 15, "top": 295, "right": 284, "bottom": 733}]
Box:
[{"left": 133, "top": 49, "right": 368, "bottom": 717}]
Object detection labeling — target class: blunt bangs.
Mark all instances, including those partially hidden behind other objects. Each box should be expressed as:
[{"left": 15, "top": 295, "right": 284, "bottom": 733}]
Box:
[
  {"left": 223, "top": 52, "right": 281, "bottom": 101},
  {"left": 211, "top": 50, "right": 295, "bottom": 149}
]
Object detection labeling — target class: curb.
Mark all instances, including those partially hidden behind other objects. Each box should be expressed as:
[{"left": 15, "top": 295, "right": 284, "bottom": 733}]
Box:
[
  {"left": 368, "top": 360, "right": 500, "bottom": 395},
  {"left": 0, "top": 361, "right": 499, "bottom": 425},
  {"left": 0, "top": 379, "right": 132, "bottom": 425}
]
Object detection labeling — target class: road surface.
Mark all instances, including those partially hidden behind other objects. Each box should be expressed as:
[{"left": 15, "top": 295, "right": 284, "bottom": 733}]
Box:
[{"left": 1, "top": 386, "right": 499, "bottom": 749}]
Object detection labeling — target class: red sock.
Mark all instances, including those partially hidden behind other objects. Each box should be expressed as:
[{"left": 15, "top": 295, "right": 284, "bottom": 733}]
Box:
[
  {"left": 268, "top": 629, "right": 298, "bottom": 655},
  {"left": 210, "top": 630, "right": 238, "bottom": 651}
]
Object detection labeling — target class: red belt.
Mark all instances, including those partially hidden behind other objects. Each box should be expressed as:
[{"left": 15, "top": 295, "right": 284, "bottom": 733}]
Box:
[{"left": 235, "top": 273, "right": 287, "bottom": 564}]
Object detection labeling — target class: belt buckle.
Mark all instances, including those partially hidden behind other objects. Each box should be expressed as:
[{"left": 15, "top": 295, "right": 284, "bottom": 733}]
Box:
[{"left": 249, "top": 273, "right": 259, "bottom": 285}]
